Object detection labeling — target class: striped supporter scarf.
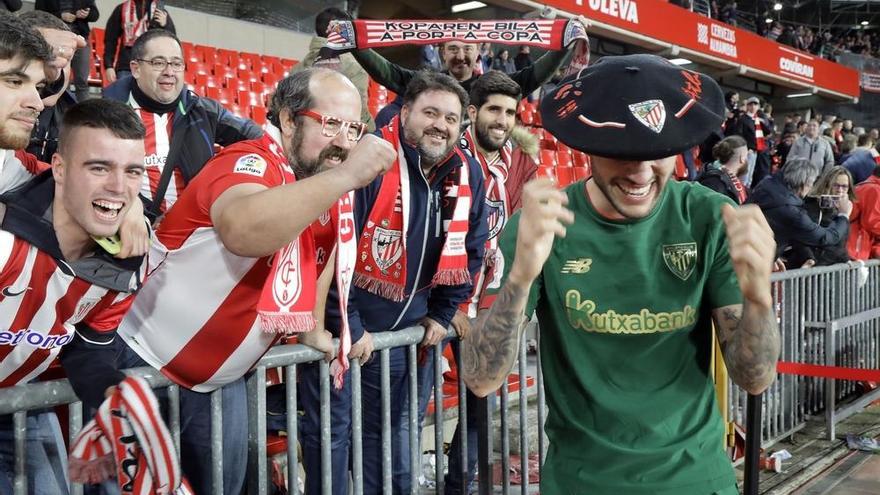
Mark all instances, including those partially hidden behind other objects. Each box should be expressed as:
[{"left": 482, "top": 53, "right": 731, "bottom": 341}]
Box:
[
  {"left": 122, "top": 0, "right": 156, "bottom": 47},
  {"left": 353, "top": 117, "right": 472, "bottom": 302},
  {"left": 69, "top": 376, "right": 193, "bottom": 495},
  {"left": 459, "top": 127, "right": 511, "bottom": 317},
  {"left": 326, "top": 18, "right": 590, "bottom": 73}
]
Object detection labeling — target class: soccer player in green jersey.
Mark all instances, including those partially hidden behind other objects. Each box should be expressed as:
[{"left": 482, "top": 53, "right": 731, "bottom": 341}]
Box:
[{"left": 462, "top": 54, "right": 780, "bottom": 495}]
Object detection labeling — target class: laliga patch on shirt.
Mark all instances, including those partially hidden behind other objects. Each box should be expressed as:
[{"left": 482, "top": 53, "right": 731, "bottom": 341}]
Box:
[{"left": 233, "top": 154, "right": 268, "bottom": 177}]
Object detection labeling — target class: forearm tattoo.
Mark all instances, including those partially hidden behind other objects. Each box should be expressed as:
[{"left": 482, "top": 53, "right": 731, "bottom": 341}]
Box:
[
  {"left": 462, "top": 282, "right": 529, "bottom": 394},
  {"left": 719, "top": 303, "right": 780, "bottom": 394}
]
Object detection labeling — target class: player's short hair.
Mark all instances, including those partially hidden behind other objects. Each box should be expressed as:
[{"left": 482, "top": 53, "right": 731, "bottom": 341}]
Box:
[
  {"left": 130, "top": 29, "right": 182, "bottom": 61},
  {"left": 59, "top": 99, "right": 146, "bottom": 155},
  {"left": 315, "top": 7, "right": 351, "bottom": 38},
  {"left": 402, "top": 70, "right": 469, "bottom": 116},
  {"left": 19, "top": 10, "right": 71, "bottom": 31},
  {"left": 469, "top": 70, "right": 521, "bottom": 111},
  {"left": 0, "top": 11, "right": 52, "bottom": 63}
]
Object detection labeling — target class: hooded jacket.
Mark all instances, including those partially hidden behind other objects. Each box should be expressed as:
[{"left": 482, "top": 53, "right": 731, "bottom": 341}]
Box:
[
  {"left": 325, "top": 125, "right": 488, "bottom": 356},
  {"left": 750, "top": 173, "right": 849, "bottom": 259}
]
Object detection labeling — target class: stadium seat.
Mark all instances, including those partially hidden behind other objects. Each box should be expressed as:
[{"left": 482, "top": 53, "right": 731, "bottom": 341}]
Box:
[
  {"left": 556, "top": 150, "right": 573, "bottom": 168},
  {"left": 556, "top": 167, "right": 575, "bottom": 186},
  {"left": 251, "top": 106, "right": 268, "bottom": 126},
  {"left": 539, "top": 149, "right": 557, "bottom": 167}
]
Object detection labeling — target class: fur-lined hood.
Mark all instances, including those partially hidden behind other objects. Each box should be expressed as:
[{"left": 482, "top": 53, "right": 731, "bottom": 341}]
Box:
[{"left": 509, "top": 126, "right": 540, "bottom": 161}]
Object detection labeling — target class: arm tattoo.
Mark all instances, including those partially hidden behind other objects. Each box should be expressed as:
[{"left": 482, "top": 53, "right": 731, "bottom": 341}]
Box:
[
  {"left": 462, "top": 281, "right": 529, "bottom": 396},
  {"left": 717, "top": 303, "right": 780, "bottom": 395}
]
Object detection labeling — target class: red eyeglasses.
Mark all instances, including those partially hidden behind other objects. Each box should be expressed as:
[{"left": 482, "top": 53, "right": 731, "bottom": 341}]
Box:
[{"left": 295, "top": 110, "right": 367, "bottom": 142}]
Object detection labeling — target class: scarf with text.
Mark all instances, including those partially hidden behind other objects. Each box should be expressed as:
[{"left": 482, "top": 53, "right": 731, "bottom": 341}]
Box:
[
  {"left": 459, "top": 127, "right": 512, "bottom": 317},
  {"left": 69, "top": 376, "right": 193, "bottom": 495},
  {"left": 354, "top": 117, "right": 472, "bottom": 301},
  {"left": 320, "top": 192, "right": 357, "bottom": 388},
  {"left": 326, "top": 18, "right": 589, "bottom": 71},
  {"left": 122, "top": 0, "right": 156, "bottom": 47},
  {"left": 724, "top": 166, "right": 748, "bottom": 205}
]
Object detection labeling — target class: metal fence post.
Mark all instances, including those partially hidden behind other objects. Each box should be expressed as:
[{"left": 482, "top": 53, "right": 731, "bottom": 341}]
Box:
[
  {"left": 743, "top": 393, "right": 762, "bottom": 495},
  {"left": 475, "top": 395, "right": 493, "bottom": 495}
]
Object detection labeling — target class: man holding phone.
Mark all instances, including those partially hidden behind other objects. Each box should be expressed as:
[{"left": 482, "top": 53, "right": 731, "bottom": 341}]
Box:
[{"left": 103, "top": 0, "right": 174, "bottom": 83}]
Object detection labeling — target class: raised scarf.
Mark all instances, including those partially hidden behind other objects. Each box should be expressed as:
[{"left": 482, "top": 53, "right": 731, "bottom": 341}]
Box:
[
  {"left": 353, "top": 117, "right": 472, "bottom": 302},
  {"left": 69, "top": 376, "right": 193, "bottom": 494},
  {"left": 459, "top": 127, "right": 511, "bottom": 316},
  {"left": 326, "top": 18, "right": 588, "bottom": 52},
  {"left": 122, "top": 0, "right": 155, "bottom": 47}
]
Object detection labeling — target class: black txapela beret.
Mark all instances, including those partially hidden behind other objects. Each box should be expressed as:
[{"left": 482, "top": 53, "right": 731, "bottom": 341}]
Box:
[{"left": 539, "top": 54, "right": 726, "bottom": 161}]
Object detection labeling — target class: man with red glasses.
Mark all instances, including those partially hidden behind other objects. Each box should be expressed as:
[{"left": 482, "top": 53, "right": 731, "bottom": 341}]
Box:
[
  {"left": 114, "top": 67, "right": 395, "bottom": 494},
  {"left": 104, "top": 29, "right": 262, "bottom": 222}
]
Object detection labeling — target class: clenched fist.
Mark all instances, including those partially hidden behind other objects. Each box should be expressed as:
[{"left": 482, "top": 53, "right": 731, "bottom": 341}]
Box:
[
  {"left": 721, "top": 204, "right": 776, "bottom": 309},
  {"left": 509, "top": 179, "right": 574, "bottom": 286},
  {"left": 339, "top": 134, "right": 396, "bottom": 189}
]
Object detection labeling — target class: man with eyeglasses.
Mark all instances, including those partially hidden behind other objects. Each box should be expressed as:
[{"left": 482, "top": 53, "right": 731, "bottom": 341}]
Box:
[
  {"left": 114, "top": 67, "right": 395, "bottom": 495},
  {"left": 104, "top": 29, "right": 262, "bottom": 222}
]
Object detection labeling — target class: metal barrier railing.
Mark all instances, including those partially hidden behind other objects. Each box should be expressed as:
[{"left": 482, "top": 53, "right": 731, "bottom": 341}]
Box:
[
  {"left": 1, "top": 260, "right": 879, "bottom": 495},
  {"left": 729, "top": 260, "right": 880, "bottom": 451}
]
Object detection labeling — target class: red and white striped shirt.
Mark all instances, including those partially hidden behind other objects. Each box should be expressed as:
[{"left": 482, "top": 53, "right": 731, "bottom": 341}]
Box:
[
  {"left": 130, "top": 96, "right": 187, "bottom": 214},
  {"left": 0, "top": 233, "right": 135, "bottom": 388},
  {"left": 119, "top": 131, "right": 301, "bottom": 392}
]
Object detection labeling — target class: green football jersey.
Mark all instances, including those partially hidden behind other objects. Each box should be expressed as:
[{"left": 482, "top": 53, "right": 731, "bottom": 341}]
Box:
[{"left": 493, "top": 179, "right": 742, "bottom": 494}]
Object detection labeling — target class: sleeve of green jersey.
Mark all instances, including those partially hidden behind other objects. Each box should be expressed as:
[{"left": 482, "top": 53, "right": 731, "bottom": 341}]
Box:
[
  {"left": 706, "top": 197, "right": 744, "bottom": 309},
  {"left": 481, "top": 211, "right": 544, "bottom": 316}
]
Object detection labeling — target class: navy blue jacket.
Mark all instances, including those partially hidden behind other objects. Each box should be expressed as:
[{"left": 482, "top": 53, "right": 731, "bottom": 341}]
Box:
[
  {"left": 843, "top": 149, "right": 877, "bottom": 184},
  {"left": 326, "top": 125, "right": 488, "bottom": 346},
  {"left": 750, "top": 173, "right": 849, "bottom": 260},
  {"left": 104, "top": 76, "right": 262, "bottom": 218}
]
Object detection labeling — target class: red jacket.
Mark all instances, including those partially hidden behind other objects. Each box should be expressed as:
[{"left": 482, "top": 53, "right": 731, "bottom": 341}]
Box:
[{"left": 848, "top": 175, "right": 880, "bottom": 260}]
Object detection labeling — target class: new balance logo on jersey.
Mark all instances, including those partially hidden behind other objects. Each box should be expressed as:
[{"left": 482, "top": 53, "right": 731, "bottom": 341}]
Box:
[
  {"left": 0, "top": 329, "right": 73, "bottom": 349},
  {"left": 1, "top": 286, "right": 31, "bottom": 297},
  {"left": 561, "top": 258, "right": 592, "bottom": 274}
]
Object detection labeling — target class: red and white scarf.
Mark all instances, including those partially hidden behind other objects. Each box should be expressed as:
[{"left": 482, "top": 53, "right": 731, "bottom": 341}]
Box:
[
  {"left": 69, "top": 376, "right": 193, "bottom": 495},
  {"left": 122, "top": 0, "right": 156, "bottom": 47},
  {"left": 326, "top": 18, "right": 588, "bottom": 79},
  {"left": 354, "top": 117, "right": 472, "bottom": 302},
  {"left": 460, "top": 127, "right": 512, "bottom": 317},
  {"left": 723, "top": 166, "right": 748, "bottom": 205},
  {"left": 254, "top": 135, "right": 318, "bottom": 333},
  {"left": 329, "top": 191, "right": 356, "bottom": 389}
]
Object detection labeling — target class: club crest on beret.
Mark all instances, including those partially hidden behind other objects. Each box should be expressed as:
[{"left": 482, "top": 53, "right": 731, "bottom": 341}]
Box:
[{"left": 540, "top": 54, "right": 725, "bottom": 161}]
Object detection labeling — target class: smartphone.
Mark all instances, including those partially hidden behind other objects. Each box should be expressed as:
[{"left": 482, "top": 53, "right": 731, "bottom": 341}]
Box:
[
  {"left": 155, "top": 0, "right": 166, "bottom": 10},
  {"left": 93, "top": 235, "right": 122, "bottom": 255},
  {"left": 819, "top": 194, "right": 840, "bottom": 209}
]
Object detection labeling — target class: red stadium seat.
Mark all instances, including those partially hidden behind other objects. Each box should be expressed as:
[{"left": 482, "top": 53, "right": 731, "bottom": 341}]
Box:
[
  {"left": 539, "top": 149, "right": 557, "bottom": 168},
  {"left": 556, "top": 150, "right": 573, "bottom": 168},
  {"left": 251, "top": 106, "right": 268, "bottom": 126},
  {"left": 555, "top": 167, "right": 575, "bottom": 186}
]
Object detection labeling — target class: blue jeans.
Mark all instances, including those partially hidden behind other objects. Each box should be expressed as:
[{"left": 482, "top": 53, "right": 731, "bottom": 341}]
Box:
[
  {"left": 298, "top": 361, "right": 352, "bottom": 495},
  {"left": 417, "top": 340, "right": 480, "bottom": 495},
  {"left": 116, "top": 341, "right": 248, "bottom": 495},
  {"left": 0, "top": 411, "right": 69, "bottom": 495},
  {"left": 361, "top": 352, "right": 412, "bottom": 494}
]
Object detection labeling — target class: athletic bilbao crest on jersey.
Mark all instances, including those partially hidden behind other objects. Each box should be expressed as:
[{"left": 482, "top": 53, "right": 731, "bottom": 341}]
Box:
[
  {"left": 628, "top": 100, "right": 666, "bottom": 134},
  {"left": 372, "top": 227, "right": 402, "bottom": 272},
  {"left": 485, "top": 198, "right": 505, "bottom": 239},
  {"left": 273, "top": 242, "right": 302, "bottom": 307},
  {"left": 662, "top": 242, "right": 698, "bottom": 281}
]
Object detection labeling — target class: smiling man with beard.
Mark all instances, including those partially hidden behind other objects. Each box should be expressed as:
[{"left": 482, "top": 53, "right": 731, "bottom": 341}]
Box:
[
  {"left": 301, "top": 71, "right": 489, "bottom": 495},
  {"left": 114, "top": 67, "right": 395, "bottom": 494},
  {"left": 104, "top": 29, "right": 262, "bottom": 222}
]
